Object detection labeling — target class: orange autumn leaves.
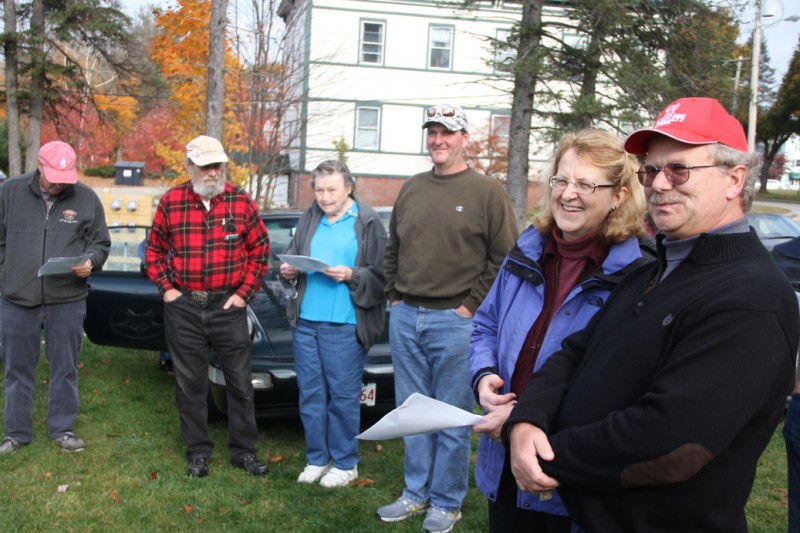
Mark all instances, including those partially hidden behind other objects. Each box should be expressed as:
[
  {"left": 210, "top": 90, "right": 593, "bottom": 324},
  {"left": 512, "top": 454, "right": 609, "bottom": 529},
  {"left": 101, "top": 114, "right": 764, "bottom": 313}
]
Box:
[{"left": 149, "top": 0, "right": 250, "bottom": 186}]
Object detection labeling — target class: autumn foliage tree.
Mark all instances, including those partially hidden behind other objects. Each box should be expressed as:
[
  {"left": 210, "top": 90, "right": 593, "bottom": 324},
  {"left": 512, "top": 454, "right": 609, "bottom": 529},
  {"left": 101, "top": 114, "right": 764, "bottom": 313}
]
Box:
[
  {"left": 465, "top": 120, "right": 509, "bottom": 182},
  {"left": 149, "top": 0, "right": 248, "bottom": 183}
]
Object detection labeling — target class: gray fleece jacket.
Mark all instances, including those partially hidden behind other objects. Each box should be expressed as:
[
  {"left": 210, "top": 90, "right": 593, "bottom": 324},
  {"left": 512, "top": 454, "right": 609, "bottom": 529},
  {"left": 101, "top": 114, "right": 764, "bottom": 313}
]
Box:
[
  {"left": 283, "top": 198, "right": 387, "bottom": 350},
  {"left": 0, "top": 171, "right": 111, "bottom": 307}
]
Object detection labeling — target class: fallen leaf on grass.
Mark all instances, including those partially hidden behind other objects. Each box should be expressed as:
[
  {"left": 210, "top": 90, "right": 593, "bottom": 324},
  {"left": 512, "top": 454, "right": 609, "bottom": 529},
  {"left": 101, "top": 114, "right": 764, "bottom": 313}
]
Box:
[
  {"left": 92, "top": 388, "right": 99, "bottom": 395},
  {"left": 57, "top": 485, "right": 69, "bottom": 493},
  {"left": 77, "top": 362, "right": 84, "bottom": 369},
  {"left": 100, "top": 357, "right": 110, "bottom": 364},
  {"left": 268, "top": 455, "right": 285, "bottom": 463},
  {"left": 43, "top": 472, "right": 53, "bottom": 480},
  {"left": 183, "top": 505, "right": 194, "bottom": 513},
  {"left": 109, "top": 490, "right": 121, "bottom": 504},
  {"left": 375, "top": 444, "right": 383, "bottom": 452},
  {"left": 353, "top": 478, "right": 376, "bottom": 488},
  {"left": 149, "top": 471, "right": 158, "bottom": 481}
]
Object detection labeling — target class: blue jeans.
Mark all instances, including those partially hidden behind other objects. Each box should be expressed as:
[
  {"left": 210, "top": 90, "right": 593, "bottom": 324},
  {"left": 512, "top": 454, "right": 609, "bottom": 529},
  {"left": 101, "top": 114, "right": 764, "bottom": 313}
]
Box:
[
  {"left": 293, "top": 319, "right": 367, "bottom": 470},
  {"left": 390, "top": 301, "right": 474, "bottom": 512},
  {"left": 0, "top": 298, "right": 85, "bottom": 441},
  {"left": 785, "top": 393, "right": 800, "bottom": 533}
]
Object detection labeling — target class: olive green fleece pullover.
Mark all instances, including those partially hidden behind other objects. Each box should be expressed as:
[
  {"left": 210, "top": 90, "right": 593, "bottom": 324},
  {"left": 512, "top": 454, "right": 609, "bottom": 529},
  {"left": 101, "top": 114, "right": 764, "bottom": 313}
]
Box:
[{"left": 384, "top": 166, "right": 518, "bottom": 313}]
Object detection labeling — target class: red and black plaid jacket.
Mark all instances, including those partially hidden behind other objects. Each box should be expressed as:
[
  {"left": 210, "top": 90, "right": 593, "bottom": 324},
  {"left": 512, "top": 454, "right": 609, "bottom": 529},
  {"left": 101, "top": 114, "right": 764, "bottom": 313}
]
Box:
[{"left": 145, "top": 181, "right": 269, "bottom": 301}]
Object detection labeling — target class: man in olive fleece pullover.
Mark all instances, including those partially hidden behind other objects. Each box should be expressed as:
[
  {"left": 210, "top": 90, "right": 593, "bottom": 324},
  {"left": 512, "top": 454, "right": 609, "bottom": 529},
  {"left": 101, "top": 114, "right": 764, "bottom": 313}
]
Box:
[
  {"left": 378, "top": 103, "right": 518, "bottom": 532},
  {"left": 505, "top": 97, "right": 799, "bottom": 533}
]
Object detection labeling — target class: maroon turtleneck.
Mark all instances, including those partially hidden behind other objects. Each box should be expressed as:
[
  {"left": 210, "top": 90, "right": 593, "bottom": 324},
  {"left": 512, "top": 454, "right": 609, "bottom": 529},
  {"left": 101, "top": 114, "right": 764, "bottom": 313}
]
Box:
[{"left": 509, "top": 228, "right": 609, "bottom": 397}]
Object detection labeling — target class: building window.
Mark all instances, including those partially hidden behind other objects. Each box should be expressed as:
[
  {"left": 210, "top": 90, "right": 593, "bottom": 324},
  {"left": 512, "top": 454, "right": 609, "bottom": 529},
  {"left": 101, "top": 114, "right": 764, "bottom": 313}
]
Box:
[
  {"left": 563, "top": 31, "right": 589, "bottom": 50},
  {"left": 429, "top": 26, "right": 453, "bottom": 69},
  {"left": 492, "top": 114, "right": 511, "bottom": 139},
  {"left": 360, "top": 21, "right": 385, "bottom": 65},
  {"left": 494, "top": 28, "right": 515, "bottom": 73},
  {"left": 355, "top": 107, "right": 380, "bottom": 150}
]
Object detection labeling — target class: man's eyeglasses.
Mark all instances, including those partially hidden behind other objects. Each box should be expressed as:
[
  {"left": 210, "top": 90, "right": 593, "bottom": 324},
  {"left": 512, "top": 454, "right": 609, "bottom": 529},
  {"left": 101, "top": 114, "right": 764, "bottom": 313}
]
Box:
[
  {"left": 637, "top": 163, "right": 720, "bottom": 187},
  {"left": 426, "top": 105, "right": 458, "bottom": 119},
  {"left": 549, "top": 176, "right": 616, "bottom": 195}
]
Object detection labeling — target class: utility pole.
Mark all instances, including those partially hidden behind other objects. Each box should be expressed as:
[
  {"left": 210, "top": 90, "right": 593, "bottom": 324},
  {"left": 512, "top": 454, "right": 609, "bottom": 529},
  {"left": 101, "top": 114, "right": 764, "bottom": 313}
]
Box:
[
  {"left": 733, "top": 57, "right": 745, "bottom": 115},
  {"left": 747, "top": 0, "right": 762, "bottom": 153}
]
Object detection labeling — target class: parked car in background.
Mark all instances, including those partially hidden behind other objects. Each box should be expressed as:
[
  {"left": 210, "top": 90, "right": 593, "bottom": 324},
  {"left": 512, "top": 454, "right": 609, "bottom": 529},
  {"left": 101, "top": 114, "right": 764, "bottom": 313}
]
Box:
[
  {"left": 84, "top": 210, "right": 395, "bottom": 418},
  {"left": 746, "top": 212, "right": 800, "bottom": 250},
  {"left": 767, "top": 179, "right": 790, "bottom": 191},
  {"left": 770, "top": 237, "right": 800, "bottom": 292}
]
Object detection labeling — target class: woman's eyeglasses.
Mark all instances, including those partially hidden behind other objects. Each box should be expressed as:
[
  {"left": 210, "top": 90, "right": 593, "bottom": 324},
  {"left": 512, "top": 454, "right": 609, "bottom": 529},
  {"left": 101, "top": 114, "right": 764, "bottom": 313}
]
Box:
[
  {"left": 549, "top": 176, "right": 616, "bottom": 195},
  {"left": 637, "top": 163, "right": 720, "bottom": 187}
]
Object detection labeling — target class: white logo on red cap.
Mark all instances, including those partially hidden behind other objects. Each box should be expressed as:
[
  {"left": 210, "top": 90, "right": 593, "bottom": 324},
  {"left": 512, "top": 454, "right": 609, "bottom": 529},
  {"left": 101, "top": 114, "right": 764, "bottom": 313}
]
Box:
[
  {"left": 58, "top": 157, "right": 67, "bottom": 169},
  {"left": 655, "top": 103, "right": 687, "bottom": 127}
]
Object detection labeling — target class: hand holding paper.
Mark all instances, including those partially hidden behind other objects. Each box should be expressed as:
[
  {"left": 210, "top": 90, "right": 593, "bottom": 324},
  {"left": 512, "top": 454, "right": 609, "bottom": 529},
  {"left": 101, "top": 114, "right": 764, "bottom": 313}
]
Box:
[
  {"left": 37, "top": 253, "right": 93, "bottom": 277},
  {"left": 277, "top": 254, "right": 331, "bottom": 273},
  {"left": 357, "top": 392, "right": 485, "bottom": 440}
]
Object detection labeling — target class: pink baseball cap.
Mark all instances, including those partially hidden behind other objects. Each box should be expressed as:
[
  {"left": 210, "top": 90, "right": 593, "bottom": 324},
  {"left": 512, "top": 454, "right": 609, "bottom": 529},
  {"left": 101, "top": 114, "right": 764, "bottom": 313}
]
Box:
[
  {"left": 624, "top": 97, "right": 747, "bottom": 155},
  {"left": 38, "top": 141, "right": 77, "bottom": 184}
]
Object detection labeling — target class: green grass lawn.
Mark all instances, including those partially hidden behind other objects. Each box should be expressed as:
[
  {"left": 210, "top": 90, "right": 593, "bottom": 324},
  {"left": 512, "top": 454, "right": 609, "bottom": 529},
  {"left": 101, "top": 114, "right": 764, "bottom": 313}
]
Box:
[{"left": 0, "top": 339, "right": 790, "bottom": 531}]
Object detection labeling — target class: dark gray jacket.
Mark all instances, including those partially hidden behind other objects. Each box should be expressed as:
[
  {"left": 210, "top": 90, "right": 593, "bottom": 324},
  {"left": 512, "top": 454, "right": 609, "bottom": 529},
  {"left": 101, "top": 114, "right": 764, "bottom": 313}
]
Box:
[
  {"left": 284, "top": 198, "right": 387, "bottom": 350},
  {"left": 0, "top": 171, "right": 110, "bottom": 307}
]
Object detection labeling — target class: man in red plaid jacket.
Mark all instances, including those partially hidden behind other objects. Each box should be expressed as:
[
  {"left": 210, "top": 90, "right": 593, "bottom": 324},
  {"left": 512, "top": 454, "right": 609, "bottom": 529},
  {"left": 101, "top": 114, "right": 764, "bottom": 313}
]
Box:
[{"left": 146, "top": 135, "right": 270, "bottom": 478}]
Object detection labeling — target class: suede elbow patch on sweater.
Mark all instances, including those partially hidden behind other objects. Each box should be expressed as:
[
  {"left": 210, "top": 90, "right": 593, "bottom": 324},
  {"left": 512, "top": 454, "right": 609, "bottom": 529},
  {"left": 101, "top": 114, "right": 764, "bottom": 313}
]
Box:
[{"left": 620, "top": 443, "right": 714, "bottom": 488}]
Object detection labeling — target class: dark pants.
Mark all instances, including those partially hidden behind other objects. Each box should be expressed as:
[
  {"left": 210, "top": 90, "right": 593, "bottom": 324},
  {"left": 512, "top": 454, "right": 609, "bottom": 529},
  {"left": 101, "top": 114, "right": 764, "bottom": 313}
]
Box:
[
  {"left": 0, "top": 298, "right": 85, "bottom": 441},
  {"left": 164, "top": 294, "right": 258, "bottom": 461},
  {"left": 488, "top": 455, "right": 572, "bottom": 533}
]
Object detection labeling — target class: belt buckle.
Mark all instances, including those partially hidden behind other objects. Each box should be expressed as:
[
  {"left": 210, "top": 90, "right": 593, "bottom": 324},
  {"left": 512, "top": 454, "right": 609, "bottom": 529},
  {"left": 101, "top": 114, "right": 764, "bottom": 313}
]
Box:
[{"left": 192, "top": 291, "right": 210, "bottom": 303}]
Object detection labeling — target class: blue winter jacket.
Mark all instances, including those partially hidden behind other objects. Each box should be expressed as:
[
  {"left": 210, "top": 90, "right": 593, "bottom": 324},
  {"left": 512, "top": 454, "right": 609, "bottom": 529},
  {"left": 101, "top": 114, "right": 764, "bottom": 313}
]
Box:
[{"left": 468, "top": 226, "right": 649, "bottom": 515}]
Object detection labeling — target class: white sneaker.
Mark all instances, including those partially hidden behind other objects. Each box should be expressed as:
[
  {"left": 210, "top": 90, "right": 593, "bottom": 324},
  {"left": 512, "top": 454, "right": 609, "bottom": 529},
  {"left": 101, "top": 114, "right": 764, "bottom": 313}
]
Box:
[
  {"left": 297, "top": 463, "right": 331, "bottom": 484},
  {"left": 319, "top": 466, "right": 358, "bottom": 488}
]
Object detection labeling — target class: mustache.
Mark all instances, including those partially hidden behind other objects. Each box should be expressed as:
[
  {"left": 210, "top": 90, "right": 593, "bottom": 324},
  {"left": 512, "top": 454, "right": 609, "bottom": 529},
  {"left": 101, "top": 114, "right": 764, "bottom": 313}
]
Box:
[{"left": 648, "top": 192, "right": 685, "bottom": 205}]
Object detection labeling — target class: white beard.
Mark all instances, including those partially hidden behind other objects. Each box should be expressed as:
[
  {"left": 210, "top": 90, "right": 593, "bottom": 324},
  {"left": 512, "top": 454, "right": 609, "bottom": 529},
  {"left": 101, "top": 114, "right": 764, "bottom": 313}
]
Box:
[{"left": 191, "top": 171, "right": 225, "bottom": 199}]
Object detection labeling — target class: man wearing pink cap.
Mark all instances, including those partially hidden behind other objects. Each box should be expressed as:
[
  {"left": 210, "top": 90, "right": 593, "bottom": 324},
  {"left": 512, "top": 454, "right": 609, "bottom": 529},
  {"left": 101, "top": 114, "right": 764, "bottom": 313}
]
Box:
[
  {"left": 0, "top": 140, "right": 110, "bottom": 455},
  {"left": 504, "top": 98, "right": 798, "bottom": 532}
]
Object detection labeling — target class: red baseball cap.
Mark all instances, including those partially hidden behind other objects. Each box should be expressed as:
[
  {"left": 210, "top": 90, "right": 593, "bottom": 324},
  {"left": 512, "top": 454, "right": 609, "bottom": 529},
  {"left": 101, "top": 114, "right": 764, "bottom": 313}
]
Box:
[
  {"left": 624, "top": 97, "right": 747, "bottom": 155},
  {"left": 38, "top": 141, "right": 77, "bottom": 184}
]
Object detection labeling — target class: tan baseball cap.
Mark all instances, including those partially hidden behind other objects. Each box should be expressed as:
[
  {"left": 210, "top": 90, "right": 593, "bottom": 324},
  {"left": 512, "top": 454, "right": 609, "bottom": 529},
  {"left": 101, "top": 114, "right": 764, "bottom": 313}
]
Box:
[{"left": 186, "top": 135, "right": 229, "bottom": 166}]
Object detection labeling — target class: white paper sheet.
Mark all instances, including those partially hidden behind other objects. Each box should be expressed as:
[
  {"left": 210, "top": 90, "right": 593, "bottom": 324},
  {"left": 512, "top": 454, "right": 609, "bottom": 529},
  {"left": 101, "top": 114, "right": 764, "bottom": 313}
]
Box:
[
  {"left": 357, "top": 392, "right": 485, "bottom": 440},
  {"left": 276, "top": 254, "right": 331, "bottom": 273},
  {"left": 37, "top": 253, "right": 93, "bottom": 277}
]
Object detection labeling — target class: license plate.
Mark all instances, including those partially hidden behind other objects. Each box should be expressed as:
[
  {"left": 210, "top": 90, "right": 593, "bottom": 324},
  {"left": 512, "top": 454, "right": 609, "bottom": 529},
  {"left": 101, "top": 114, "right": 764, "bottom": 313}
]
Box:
[{"left": 360, "top": 382, "right": 376, "bottom": 406}]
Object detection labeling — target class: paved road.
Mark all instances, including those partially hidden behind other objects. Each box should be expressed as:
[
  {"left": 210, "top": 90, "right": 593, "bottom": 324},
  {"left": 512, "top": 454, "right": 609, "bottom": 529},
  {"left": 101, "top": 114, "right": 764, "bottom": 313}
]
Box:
[{"left": 753, "top": 199, "right": 800, "bottom": 218}]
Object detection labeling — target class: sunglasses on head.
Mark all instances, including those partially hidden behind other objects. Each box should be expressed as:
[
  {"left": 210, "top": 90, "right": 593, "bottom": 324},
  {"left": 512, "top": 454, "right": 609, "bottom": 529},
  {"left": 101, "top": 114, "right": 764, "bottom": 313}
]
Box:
[{"left": 426, "top": 105, "right": 458, "bottom": 119}]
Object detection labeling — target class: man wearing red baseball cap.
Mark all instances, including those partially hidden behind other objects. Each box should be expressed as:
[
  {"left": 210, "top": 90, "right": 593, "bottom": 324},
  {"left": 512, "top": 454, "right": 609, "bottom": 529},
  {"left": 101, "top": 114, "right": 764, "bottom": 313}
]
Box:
[
  {"left": 505, "top": 97, "right": 798, "bottom": 532},
  {"left": 0, "top": 140, "right": 110, "bottom": 455}
]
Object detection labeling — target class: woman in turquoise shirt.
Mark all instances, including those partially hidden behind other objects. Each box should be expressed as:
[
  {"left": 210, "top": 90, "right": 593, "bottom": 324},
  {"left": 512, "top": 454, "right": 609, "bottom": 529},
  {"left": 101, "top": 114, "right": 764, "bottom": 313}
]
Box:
[{"left": 280, "top": 160, "right": 387, "bottom": 488}]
